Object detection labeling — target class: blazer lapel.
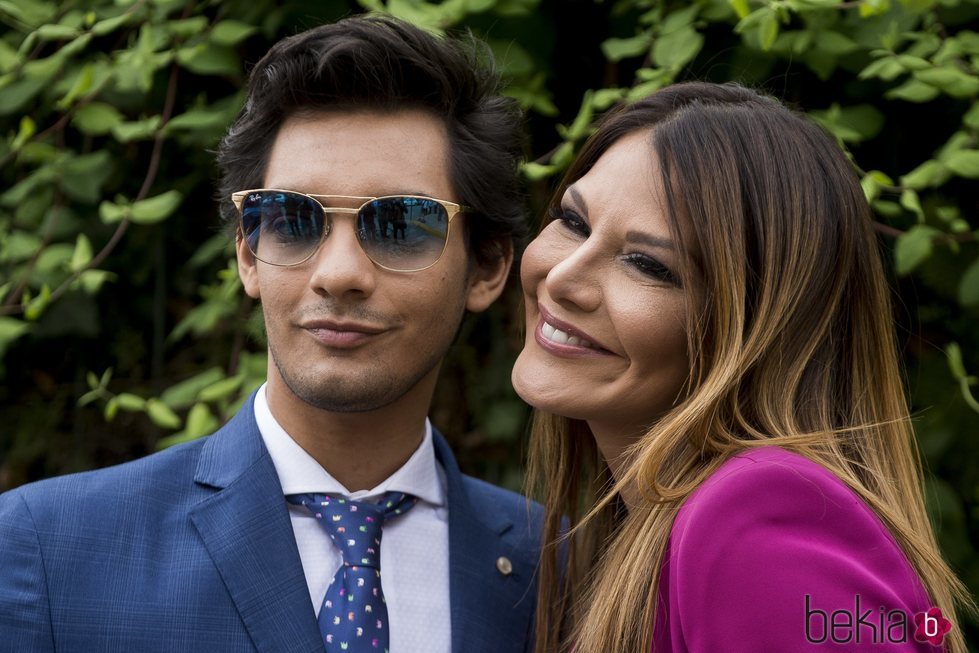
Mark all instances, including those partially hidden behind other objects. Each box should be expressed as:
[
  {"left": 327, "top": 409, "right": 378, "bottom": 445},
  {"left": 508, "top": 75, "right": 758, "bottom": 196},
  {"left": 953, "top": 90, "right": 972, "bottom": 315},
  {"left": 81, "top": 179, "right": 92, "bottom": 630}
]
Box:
[
  {"left": 434, "top": 432, "right": 538, "bottom": 653},
  {"left": 190, "top": 398, "right": 324, "bottom": 653}
]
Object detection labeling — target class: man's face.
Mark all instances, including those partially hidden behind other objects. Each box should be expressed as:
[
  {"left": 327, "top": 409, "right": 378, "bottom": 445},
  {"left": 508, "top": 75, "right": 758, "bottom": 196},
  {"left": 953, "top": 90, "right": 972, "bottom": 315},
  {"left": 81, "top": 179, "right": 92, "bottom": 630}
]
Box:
[{"left": 237, "top": 109, "right": 509, "bottom": 413}]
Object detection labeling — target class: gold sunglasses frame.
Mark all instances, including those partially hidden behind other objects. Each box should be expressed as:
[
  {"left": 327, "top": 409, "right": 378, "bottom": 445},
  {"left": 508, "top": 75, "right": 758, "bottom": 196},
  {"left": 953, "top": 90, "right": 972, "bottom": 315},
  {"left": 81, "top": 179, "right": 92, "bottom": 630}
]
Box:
[{"left": 231, "top": 188, "right": 471, "bottom": 272}]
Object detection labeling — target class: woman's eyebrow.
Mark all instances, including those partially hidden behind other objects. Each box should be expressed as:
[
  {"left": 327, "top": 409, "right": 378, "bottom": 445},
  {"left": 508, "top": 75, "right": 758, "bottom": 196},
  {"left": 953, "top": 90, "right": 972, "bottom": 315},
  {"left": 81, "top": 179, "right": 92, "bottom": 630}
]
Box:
[
  {"left": 626, "top": 230, "right": 675, "bottom": 250},
  {"left": 566, "top": 185, "right": 588, "bottom": 212}
]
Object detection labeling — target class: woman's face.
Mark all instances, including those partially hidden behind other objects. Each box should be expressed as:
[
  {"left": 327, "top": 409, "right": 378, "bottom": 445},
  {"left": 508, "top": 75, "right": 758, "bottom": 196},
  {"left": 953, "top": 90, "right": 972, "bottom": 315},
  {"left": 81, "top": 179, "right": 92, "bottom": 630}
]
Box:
[{"left": 512, "top": 129, "right": 691, "bottom": 445}]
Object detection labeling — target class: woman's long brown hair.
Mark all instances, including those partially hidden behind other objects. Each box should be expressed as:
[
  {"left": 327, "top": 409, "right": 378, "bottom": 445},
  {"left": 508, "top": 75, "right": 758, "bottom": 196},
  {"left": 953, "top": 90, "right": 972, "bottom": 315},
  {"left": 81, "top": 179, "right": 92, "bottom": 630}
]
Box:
[{"left": 526, "top": 82, "right": 974, "bottom": 653}]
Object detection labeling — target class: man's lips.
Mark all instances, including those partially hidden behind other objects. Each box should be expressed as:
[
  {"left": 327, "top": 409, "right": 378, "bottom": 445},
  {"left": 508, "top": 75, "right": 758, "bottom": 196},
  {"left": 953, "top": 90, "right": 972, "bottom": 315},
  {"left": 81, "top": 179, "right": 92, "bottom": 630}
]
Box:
[{"left": 300, "top": 320, "right": 387, "bottom": 347}]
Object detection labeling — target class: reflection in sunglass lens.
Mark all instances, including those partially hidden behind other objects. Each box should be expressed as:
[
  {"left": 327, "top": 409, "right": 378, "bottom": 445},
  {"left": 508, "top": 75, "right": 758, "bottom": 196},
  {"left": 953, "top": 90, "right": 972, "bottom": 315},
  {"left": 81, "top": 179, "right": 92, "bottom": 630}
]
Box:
[
  {"left": 358, "top": 197, "right": 449, "bottom": 270},
  {"left": 241, "top": 191, "right": 327, "bottom": 266}
]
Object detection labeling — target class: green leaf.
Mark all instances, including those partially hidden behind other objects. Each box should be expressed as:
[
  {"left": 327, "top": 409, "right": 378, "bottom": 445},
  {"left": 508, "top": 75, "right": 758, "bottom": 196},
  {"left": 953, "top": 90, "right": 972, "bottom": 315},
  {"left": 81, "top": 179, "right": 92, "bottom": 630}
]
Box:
[
  {"left": 176, "top": 43, "right": 240, "bottom": 76},
  {"left": 0, "top": 75, "right": 47, "bottom": 115},
  {"left": 62, "top": 151, "right": 114, "bottom": 204},
  {"left": 166, "top": 16, "right": 209, "bottom": 38},
  {"left": 0, "top": 0, "right": 57, "bottom": 29},
  {"left": 111, "top": 115, "right": 161, "bottom": 142},
  {"left": 56, "top": 61, "right": 94, "bottom": 109},
  {"left": 24, "top": 283, "right": 51, "bottom": 321},
  {"left": 653, "top": 27, "right": 704, "bottom": 69},
  {"left": 146, "top": 398, "right": 181, "bottom": 429},
  {"left": 75, "top": 269, "right": 114, "bottom": 293},
  {"left": 627, "top": 79, "right": 668, "bottom": 102},
  {"left": 11, "top": 115, "right": 35, "bottom": 150},
  {"left": 36, "top": 23, "right": 79, "bottom": 40},
  {"left": 0, "top": 38, "right": 19, "bottom": 73},
  {"left": 551, "top": 141, "right": 575, "bottom": 169},
  {"left": 184, "top": 402, "right": 219, "bottom": 438},
  {"left": 165, "top": 104, "right": 235, "bottom": 133},
  {"left": 159, "top": 367, "right": 226, "bottom": 408},
  {"left": 70, "top": 233, "right": 92, "bottom": 272},
  {"left": 104, "top": 396, "right": 119, "bottom": 421},
  {"left": 558, "top": 91, "right": 594, "bottom": 141},
  {"left": 521, "top": 161, "right": 557, "bottom": 181},
  {"left": 91, "top": 12, "right": 131, "bottom": 36},
  {"left": 661, "top": 4, "right": 700, "bottom": 32},
  {"left": 885, "top": 79, "right": 940, "bottom": 103},
  {"left": 0, "top": 231, "right": 42, "bottom": 263},
  {"left": 72, "top": 102, "right": 125, "bottom": 135},
  {"left": 899, "top": 188, "right": 924, "bottom": 219},
  {"left": 0, "top": 316, "right": 29, "bottom": 357},
  {"left": 99, "top": 199, "right": 131, "bottom": 224},
  {"left": 130, "top": 190, "right": 182, "bottom": 224},
  {"left": 859, "top": 56, "right": 903, "bottom": 81},
  {"left": 210, "top": 20, "right": 257, "bottom": 46},
  {"left": 115, "top": 392, "right": 146, "bottom": 411},
  {"left": 859, "top": 0, "right": 891, "bottom": 18},
  {"left": 894, "top": 224, "right": 938, "bottom": 275},
  {"left": 730, "top": 0, "right": 751, "bottom": 19},
  {"left": 914, "top": 66, "right": 979, "bottom": 97},
  {"left": 959, "top": 258, "right": 979, "bottom": 305},
  {"left": 758, "top": 11, "right": 779, "bottom": 51},
  {"left": 592, "top": 88, "right": 626, "bottom": 110},
  {"left": 964, "top": 103, "right": 979, "bottom": 130},
  {"left": 861, "top": 170, "right": 891, "bottom": 202},
  {"left": 601, "top": 34, "right": 652, "bottom": 61},
  {"left": 197, "top": 375, "right": 244, "bottom": 402},
  {"left": 817, "top": 31, "right": 859, "bottom": 56},
  {"left": 944, "top": 150, "right": 979, "bottom": 178},
  {"left": 900, "top": 160, "right": 947, "bottom": 190}
]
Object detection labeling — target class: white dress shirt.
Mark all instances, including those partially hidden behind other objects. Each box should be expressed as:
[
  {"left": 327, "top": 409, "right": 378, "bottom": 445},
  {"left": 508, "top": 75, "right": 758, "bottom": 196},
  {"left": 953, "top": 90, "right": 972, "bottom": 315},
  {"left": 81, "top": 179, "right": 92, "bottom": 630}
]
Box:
[{"left": 254, "top": 384, "right": 452, "bottom": 652}]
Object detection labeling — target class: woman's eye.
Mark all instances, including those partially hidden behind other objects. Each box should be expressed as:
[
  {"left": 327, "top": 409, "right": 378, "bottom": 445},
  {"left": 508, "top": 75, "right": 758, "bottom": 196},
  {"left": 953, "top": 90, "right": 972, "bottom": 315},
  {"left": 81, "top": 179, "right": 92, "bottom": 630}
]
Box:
[
  {"left": 548, "top": 206, "right": 590, "bottom": 237},
  {"left": 625, "top": 253, "right": 681, "bottom": 287}
]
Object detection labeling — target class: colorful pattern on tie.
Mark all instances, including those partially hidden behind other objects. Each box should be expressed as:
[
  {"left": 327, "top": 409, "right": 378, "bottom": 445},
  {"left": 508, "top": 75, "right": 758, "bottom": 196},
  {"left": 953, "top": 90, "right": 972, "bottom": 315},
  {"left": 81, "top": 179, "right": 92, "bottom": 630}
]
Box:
[{"left": 288, "top": 491, "right": 417, "bottom": 653}]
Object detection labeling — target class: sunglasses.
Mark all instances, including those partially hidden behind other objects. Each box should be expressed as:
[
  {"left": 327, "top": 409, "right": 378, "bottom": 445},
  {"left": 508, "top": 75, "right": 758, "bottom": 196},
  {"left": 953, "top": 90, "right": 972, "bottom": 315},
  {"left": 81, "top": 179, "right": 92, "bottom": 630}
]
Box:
[{"left": 231, "top": 189, "right": 470, "bottom": 272}]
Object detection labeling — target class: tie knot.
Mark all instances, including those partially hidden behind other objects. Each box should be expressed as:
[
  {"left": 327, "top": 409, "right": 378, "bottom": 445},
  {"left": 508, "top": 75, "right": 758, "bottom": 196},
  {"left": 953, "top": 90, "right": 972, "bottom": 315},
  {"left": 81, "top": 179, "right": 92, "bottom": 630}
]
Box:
[{"left": 288, "top": 491, "right": 416, "bottom": 569}]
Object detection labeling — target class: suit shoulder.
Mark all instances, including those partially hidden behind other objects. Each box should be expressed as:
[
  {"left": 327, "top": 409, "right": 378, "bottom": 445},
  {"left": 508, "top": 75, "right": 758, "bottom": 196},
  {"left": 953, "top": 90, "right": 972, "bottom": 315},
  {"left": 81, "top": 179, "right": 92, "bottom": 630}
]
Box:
[{"left": 0, "top": 437, "right": 206, "bottom": 513}]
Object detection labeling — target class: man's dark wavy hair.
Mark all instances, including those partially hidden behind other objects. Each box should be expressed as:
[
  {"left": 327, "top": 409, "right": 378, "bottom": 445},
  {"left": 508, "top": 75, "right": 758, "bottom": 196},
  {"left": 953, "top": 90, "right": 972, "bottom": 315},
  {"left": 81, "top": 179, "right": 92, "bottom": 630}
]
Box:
[{"left": 216, "top": 14, "right": 525, "bottom": 267}]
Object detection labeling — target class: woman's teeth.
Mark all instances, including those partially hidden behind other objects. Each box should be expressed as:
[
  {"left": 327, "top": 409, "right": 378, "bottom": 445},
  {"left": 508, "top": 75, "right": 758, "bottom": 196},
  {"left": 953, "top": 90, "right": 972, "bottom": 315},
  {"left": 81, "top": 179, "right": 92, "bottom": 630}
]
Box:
[{"left": 542, "top": 321, "right": 594, "bottom": 349}]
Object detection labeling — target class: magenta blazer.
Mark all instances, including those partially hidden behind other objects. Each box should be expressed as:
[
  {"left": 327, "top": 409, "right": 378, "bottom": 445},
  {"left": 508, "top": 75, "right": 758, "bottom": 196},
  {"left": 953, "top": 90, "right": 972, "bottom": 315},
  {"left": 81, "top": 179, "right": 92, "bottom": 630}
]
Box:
[{"left": 652, "top": 447, "right": 949, "bottom": 651}]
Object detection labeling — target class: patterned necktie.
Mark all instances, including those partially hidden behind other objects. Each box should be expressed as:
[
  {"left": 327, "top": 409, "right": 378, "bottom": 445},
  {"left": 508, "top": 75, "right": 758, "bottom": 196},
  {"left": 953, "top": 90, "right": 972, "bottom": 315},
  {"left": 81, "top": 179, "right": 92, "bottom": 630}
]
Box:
[{"left": 288, "top": 491, "right": 417, "bottom": 653}]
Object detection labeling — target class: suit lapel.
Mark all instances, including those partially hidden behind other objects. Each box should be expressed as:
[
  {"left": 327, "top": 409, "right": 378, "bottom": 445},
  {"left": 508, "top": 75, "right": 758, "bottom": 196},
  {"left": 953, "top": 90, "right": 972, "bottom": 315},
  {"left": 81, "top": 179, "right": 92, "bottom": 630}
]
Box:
[
  {"left": 434, "top": 432, "right": 537, "bottom": 653},
  {"left": 190, "top": 397, "right": 324, "bottom": 653}
]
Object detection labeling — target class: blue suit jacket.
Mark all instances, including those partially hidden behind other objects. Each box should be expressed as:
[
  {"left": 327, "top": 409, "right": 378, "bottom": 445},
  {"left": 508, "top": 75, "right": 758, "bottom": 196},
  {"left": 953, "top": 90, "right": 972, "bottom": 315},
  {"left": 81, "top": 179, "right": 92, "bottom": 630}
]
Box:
[{"left": 0, "top": 398, "right": 543, "bottom": 652}]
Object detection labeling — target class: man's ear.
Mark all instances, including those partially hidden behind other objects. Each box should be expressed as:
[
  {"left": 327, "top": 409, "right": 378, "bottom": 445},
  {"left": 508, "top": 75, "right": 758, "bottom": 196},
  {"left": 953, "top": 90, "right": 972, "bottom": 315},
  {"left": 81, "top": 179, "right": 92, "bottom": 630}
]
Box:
[
  {"left": 465, "top": 240, "right": 514, "bottom": 313},
  {"left": 236, "top": 234, "right": 262, "bottom": 299}
]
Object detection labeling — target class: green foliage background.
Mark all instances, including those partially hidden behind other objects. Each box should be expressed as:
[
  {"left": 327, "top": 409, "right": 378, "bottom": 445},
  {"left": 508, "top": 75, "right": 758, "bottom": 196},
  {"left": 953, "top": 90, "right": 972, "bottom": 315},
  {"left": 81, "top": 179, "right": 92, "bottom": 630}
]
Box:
[{"left": 1, "top": 0, "right": 977, "bottom": 641}]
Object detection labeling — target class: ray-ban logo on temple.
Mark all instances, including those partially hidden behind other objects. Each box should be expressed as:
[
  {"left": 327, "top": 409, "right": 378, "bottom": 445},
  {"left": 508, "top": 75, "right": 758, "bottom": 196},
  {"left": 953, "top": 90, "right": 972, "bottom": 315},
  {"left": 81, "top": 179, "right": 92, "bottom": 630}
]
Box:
[
  {"left": 231, "top": 188, "right": 470, "bottom": 272},
  {"left": 805, "top": 595, "right": 952, "bottom": 646}
]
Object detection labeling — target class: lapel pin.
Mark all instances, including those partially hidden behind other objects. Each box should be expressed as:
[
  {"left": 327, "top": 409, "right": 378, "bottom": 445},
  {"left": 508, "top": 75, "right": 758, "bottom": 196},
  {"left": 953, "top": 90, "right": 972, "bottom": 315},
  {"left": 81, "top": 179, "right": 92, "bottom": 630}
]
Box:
[{"left": 496, "top": 556, "right": 513, "bottom": 576}]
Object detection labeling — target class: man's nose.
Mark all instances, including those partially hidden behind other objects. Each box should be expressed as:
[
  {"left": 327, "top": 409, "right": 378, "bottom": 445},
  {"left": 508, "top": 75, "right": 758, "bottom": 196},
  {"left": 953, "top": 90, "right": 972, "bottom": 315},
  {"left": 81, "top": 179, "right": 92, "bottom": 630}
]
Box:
[{"left": 306, "top": 216, "right": 378, "bottom": 299}]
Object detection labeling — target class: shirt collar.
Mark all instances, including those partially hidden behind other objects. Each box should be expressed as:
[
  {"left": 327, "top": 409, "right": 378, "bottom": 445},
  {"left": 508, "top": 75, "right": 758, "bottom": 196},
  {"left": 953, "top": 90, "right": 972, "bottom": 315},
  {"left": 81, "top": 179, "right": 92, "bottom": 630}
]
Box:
[{"left": 254, "top": 383, "right": 446, "bottom": 507}]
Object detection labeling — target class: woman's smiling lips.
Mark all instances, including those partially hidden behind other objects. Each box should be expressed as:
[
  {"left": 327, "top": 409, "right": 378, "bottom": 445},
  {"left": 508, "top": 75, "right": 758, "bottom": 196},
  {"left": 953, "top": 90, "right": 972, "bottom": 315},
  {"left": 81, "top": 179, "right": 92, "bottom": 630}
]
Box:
[
  {"left": 534, "top": 305, "right": 614, "bottom": 357},
  {"left": 301, "top": 319, "right": 387, "bottom": 348}
]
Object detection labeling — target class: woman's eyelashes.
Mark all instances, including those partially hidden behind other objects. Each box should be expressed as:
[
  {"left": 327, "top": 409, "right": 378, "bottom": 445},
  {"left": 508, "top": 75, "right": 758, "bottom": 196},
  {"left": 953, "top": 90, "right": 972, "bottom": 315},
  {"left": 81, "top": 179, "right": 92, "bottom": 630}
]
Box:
[
  {"left": 550, "top": 206, "right": 590, "bottom": 237},
  {"left": 623, "top": 253, "right": 681, "bottom": 287}
]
